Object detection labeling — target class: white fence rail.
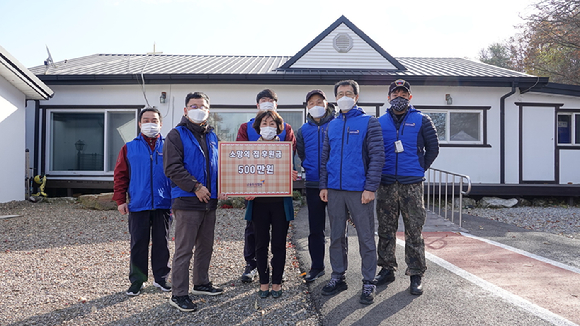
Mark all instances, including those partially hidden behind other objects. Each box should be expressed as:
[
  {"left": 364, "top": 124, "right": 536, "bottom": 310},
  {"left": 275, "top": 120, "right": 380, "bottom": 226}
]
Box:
[{"left": 425, "top": 168, "right": 472, "bottom": 227}]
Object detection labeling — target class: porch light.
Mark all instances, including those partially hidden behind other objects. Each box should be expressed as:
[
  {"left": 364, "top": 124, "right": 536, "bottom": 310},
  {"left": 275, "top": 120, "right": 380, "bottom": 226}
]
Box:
[
  {"left": 445, "top": 94, "right": 452, "bottom": 105},
  {"left": 160, "top": 92, "right": 167, "bottom": 104},
  {"left": 75, "top": 139, "right": 85, "bottom": 151}
]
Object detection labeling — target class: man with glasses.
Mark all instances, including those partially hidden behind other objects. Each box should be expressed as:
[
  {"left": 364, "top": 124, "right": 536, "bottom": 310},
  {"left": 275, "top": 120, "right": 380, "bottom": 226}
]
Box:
[
  {"left": 163, "top": 92, "right": 226, "bottom": 312},
  {"left": 235, "top": 89, "right": 296, "bottom": 283},
  {"left": 375, "top": 79, "right": 439, "bottom": 295},
  {"left": 319, "top": 80, "right": 384, "bottom": 305}
]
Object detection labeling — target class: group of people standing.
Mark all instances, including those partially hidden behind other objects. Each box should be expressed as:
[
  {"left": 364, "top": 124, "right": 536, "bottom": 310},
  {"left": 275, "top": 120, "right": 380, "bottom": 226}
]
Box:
[{"left": 112, "top": 78, "right": 439, "bottom": 312}]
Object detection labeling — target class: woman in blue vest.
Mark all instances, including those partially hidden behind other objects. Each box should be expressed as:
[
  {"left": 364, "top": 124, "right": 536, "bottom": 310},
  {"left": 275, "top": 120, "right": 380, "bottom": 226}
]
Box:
[{"left": 244, "top": 109, "right": 298, "bottom": 299}]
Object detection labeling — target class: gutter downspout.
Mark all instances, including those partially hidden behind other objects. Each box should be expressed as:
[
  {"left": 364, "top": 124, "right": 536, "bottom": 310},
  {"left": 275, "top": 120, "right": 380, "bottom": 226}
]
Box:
[
  {"left": 499, "top": 82, "right": 517, "bottom": 184},
  {"left": 33, "top": 100, "right": 40, "bottom": 178}
]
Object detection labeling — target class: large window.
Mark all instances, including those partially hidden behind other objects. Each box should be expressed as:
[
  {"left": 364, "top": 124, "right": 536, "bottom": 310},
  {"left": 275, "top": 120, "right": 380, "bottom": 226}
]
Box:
[
  {"left": 48, "top": 109, "right": 137, "bottom": 174},
  {"left": 558, "top": 113, "right": 580, "bottom": 145},
  {"left": 419, "top": 107, "right": 487, "bottom": 145}
]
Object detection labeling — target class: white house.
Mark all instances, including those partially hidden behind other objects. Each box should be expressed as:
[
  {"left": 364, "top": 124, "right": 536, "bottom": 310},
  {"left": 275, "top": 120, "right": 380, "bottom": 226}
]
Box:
[
  {"left": 26, "top": 16, "right": 580, "bottom": 198},
  {"left": 0, "top": 45, "right": 53, "bottom": 203}
]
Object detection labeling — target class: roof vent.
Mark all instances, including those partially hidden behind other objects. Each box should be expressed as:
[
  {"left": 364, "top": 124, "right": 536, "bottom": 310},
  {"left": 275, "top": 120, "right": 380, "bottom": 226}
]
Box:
[{"left": 333, "top": 33, "right": 353, "bottom": 53}]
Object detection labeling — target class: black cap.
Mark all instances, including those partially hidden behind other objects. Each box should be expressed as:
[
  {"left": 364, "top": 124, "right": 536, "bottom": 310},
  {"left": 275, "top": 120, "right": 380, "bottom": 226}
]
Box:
[
  {"left": 388, "top": 79, "right": 411, "bottom": 95},
  {"left": 306, "top": 89, "right": 326, "bottom": 102}
]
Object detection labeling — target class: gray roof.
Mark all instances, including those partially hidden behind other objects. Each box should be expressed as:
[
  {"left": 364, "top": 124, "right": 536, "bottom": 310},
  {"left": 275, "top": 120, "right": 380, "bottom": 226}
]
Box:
[{"left": 29, "top": 53, "right": 532, "bottom": 78}]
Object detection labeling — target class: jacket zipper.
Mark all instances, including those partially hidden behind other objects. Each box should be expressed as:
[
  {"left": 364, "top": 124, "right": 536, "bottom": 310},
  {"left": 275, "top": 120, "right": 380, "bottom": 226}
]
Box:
[
  {"left": 339, "top": 115, "right": 347, "bottom": 190},
  {"left": 149, "top": 140, "right": 154, "bottom": 210}
]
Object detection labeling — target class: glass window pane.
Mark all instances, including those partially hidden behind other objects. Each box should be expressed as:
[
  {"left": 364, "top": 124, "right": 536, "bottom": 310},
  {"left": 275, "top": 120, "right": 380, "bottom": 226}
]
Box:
[
  {"left": 107, "top": 111, "right": 137, "bottom": 171},
  {"left": 450, "top": 112, "right": 480, "bottom": 141},
  {"left": 557, "top": 114, "right": 572, "bottom": 144},
  {"left": 575, "top": 115, "right": 580, "bottom": 144},
  {"left": 278, "top": 111, "right": 304, "bottom": 135},
  {"left": 208, "top": 111, "right": 256, "bottom": 141},
  {"left": 424, "top": 112, "right": 446, "bottom": 141},
  {"left": 51, "top": 112, "right": 104, "bottom": 171}
]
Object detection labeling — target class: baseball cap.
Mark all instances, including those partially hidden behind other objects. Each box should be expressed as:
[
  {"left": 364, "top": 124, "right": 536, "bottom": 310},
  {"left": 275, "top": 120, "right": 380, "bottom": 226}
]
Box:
[
  {"left": 388, "top": 79, "right": 411, "bottom": 95},
  {"left": 306, "top": 89, "right": 327, "bottom": 102}
]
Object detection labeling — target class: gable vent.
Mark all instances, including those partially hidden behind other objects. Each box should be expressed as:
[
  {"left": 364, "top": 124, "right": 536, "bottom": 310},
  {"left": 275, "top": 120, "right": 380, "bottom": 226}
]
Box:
[{"left": 333, "top": 33, "right": 353, "bottom": 53}]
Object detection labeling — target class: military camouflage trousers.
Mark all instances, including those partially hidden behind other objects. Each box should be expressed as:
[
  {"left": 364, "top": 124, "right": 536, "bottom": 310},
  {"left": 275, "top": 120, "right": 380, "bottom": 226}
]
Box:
[{"left": 376, "top": 182, "right": 426, "bottom": 276}]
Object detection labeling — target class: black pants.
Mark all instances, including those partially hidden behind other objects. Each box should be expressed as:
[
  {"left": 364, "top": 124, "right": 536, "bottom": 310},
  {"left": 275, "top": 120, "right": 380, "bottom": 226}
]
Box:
[
  {"left": 243, "top": 220, "right": 256, "bottom": 268},
  {"left": 252, "top": 199, "right": 289, "bottom": 285},
  {"left": 306, "top": 187, "right": 327, "bottom": 272},
  {"left": 128, "top": 209, "right": 172, "bottom": 284}
]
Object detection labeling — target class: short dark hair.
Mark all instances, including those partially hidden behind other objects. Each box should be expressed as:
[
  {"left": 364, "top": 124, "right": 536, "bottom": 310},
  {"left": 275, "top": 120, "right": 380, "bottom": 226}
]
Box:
[
  {"left": 185, "top": 92, "right": 210, "bottom": 106},
  {"left": 256, "top": 89, "right": 278, "bottom": 103},
  {"left": 253, "top": 110, "right": 284, "bottom": 135},
  {"left": 139, "top": 107, "right": 162, "bottom": 122},
  {"left": 334, "top": 80, "right": 359, "bottom": 97}
]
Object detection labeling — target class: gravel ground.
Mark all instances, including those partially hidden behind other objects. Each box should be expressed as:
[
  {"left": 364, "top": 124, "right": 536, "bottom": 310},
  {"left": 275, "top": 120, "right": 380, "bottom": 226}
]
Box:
[
  {"left": 0, "top": 200, "right": 319, "bottom": 326},
  {"left": 468, "top": 206, "right": 580, "bottom": 239}
]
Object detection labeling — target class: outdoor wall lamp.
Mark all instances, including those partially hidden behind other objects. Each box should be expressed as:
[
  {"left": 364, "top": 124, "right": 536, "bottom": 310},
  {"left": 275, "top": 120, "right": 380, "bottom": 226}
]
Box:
[
  {"left": 160, "top": 92, "right": 167, "bottom": 104},
  {"left": 75, "top": 139, "right": 85, "bottom": 151},
  {"left": 445, "top": 94, "right": 453, "bottom": 105}
]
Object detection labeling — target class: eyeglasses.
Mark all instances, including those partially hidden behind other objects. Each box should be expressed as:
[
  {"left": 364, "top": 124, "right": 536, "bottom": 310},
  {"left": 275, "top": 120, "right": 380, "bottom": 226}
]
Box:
[
  {"left": 187, "top": 105, "right": 208, "bottom": 110},
  {"left": 336, "top": 91, "right": 355, "bottom": 98}
]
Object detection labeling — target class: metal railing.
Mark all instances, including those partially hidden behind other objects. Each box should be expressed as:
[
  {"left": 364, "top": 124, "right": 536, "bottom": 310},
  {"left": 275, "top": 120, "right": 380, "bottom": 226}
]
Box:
[{"left": 425, "top": 168, "right": 472, "bottom": 227}]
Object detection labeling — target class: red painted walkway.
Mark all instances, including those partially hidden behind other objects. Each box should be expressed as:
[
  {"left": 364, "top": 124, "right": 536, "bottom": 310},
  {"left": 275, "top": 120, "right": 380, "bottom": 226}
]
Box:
[{"left": 398, "top": 232, "right": 580, "bottom": 324}]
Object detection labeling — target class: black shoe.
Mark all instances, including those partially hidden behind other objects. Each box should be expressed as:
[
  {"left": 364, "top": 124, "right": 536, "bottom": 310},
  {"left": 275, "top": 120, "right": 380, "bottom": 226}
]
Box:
[
  {"left": 192, "top": 282, "right": 224, "bottom": 296},
  {"left": 126, "top": 281, "right": 143, "bottom": 296},
  {"left": 258, "top": 289, "right": 270, "bottom": 298},
  {"left": 153, "top": 279, "right": 172, "bottom": 292},
  {"left": 271, "top": 289, "right": 283, "bottom": 298},
  {"left": 375, "top": 268, "right": 395, "bottom": 286},
  {"left": 304, "top": 269, "right": 325, "bottom": 283},
  {"left": 410, "top": 275, "right": 423, "bottom": 295},
  {"left": 321, "top": 277, "right": 347, "bottom": 296},
  {"left": 241, "top": 264, "right": 257, "bottom": 283},
  {"left": 170, "top": 295, "right": 197, "bottom": 312},
  {"left": 359, "top": 281, "right": 376, "bottom": 305}
]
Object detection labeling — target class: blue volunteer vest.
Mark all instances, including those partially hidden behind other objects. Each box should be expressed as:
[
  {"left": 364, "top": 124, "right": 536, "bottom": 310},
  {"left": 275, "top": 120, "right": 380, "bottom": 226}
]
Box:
[
  {"left": 171, "top": 126, "right": 219, "bottom": 199},
  {"left": 301, "top": 121, "right": 331, "bottom": 183},
  {"left": 126, "top": 134, "right": 171, "bottom": 212}
]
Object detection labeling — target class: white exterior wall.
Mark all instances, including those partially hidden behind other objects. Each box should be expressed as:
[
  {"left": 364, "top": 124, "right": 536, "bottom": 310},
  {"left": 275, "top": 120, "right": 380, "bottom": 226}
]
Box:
[
  {"left": 0, "top": 75, "right": 27, "bottom": 203},
  {"left": 33, "top": 83, "right": 580, "bottom": 186}
]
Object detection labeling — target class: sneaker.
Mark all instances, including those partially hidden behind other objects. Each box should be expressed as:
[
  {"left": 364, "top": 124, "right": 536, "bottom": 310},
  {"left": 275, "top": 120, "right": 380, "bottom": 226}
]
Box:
[
  {"left": 375, "top": 268, "right": 395, "bottom": 286},
  {"left": 359, "top": 281, "right": 376, "bottom": 305},
  {"left": 410, "top": 275, "right": 423, "bottom": 295},
  {"left": 170, "top": 295, "right": 196, "bottom": 312},
  {"left": 126, "top": 281, "right": 144, "bottom": 296},
  {"left": 153, "top": 279, "right": 172, "bottom": 292},
  {"left": 241, "top": 264, "right": 257, "bottom": 283},
  {"left": 191, "top": 282, "right": 224, "bottom": 296},
  {"left": 321, "top": 277, "right": 347, "bottom": 296},
  {"left": 304, "top": 269, "right": 325, "bottom": 283}
]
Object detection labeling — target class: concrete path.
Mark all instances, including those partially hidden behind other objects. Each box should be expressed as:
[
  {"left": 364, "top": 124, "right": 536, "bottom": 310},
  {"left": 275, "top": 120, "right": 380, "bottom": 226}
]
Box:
[{"left": 292, "top": 206, "right": 580, "bottom": 326}]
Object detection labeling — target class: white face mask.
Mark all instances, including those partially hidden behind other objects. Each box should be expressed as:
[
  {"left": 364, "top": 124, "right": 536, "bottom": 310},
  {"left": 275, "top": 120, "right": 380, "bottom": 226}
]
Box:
[
  {"left": 260, "top": 126, "right": 277, "bottom": 140},
  {"left": 308, "top": 106, "right": 326, "bottom": 119},
  {"left": 187, "top": 108, "right": 209, "bottom": 124},
  {"left": 259, "top": 101, "right": 276, "bottom": 111},
  {"left": 337, "top": 96, "right": 355, "bottom": 112},
  {"left": 141, "top": 123, "right": 161, "bottom": 138}
]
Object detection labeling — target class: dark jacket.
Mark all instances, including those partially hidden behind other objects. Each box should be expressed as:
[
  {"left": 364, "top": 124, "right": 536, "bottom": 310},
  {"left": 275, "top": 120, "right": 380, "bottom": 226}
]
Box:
[
  {"left": 296, "top": 104, "right": 336, "bottom": 188},
  {"left": 378, "top": 106, "right": 439, "bottom": 184},
  {"left": 319, "top": 106, "right": 384, "bottom": 192},
  {"left": 163, "top": 116, "right": 218, "bottom": 211}
]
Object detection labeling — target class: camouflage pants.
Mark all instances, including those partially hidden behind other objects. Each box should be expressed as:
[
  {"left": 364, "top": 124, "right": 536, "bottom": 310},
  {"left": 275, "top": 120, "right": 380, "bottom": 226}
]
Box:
[{"left": 376, "top": 182, "right": 426, "bottom": 276}]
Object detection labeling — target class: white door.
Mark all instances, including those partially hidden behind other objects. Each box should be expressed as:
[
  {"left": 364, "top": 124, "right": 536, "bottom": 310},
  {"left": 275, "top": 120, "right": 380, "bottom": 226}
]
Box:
[{"left": 521, "top": 107, "right": 555, "bottom": 182}]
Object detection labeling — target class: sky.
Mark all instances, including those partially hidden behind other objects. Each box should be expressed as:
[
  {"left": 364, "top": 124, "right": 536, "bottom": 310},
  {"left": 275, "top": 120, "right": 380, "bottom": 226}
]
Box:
[{"left": 0, "top": 0, "right": 537, "bottom": 68}]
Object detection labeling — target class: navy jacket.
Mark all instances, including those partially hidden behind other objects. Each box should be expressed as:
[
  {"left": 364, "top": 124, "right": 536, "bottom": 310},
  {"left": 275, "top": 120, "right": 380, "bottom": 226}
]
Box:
[
  {"left": 378, "top": 106, "right": 439, "bottom": 184},
  {"left": 319, "top": 106, "right": 384, "bottom": 192}
]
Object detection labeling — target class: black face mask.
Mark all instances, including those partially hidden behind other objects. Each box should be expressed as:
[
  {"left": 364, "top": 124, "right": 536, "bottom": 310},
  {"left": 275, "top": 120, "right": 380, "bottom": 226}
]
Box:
[{"left": 390, "top": 97, "right": 409, "bottom": 112}]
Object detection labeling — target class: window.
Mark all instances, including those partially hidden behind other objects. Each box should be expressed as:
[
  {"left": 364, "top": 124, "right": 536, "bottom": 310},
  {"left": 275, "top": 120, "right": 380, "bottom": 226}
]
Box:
[
  {"left": 48, "top": 109, "right": 137, "bottom": 174},
  {"left": 557, "top": 113, "right": 580, "bottom": 145},
  {"left": 420, "top": 107, "right": 487, "bottom": 145}
]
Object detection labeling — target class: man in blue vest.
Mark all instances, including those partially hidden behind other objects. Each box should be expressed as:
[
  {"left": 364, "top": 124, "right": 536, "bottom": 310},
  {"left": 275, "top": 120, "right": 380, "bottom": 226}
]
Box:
[
  {"left": 163, "top": 92, "right": 226, "bottom": 312},
  {"left": 319, "top": 80, "right": 384, "bottom": 305},
  {"left": 296, "top": 89, "right": 336, "bottom": 283},
  {"left": 235, "top": 89, "right": 296, "bottom": 283},
  {"left": 375, "top": 79, "right": 439, "bottom": 295},
  {"left": 113, "top": 107, "right": 172, "bottom": 297}
]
